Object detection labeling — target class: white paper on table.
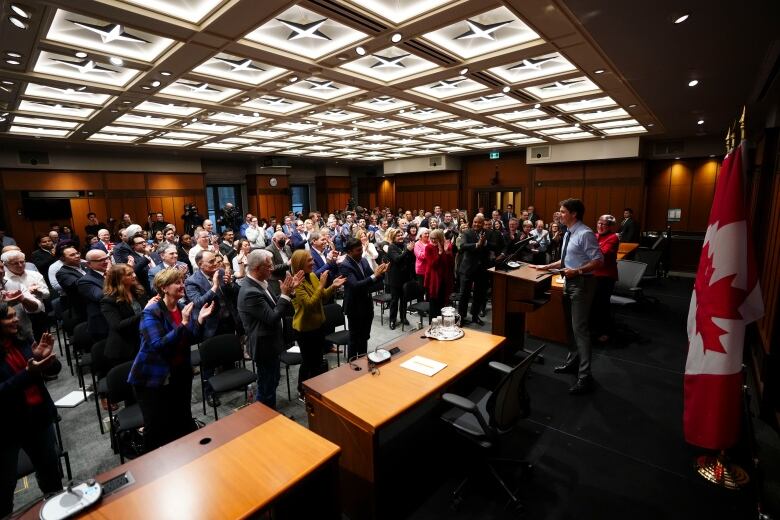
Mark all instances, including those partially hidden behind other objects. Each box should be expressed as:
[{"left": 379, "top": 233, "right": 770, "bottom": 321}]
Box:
[
  {"left": 400, "top": 355, "right": 447, "bottom": 377},
  {"left": 54, "top": 390, "right": 92, "bottom": 408}
]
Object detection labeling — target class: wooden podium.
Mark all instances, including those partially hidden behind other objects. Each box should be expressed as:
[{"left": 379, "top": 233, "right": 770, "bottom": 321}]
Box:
[{"left": 490, "top": 264, "right": 553, "bottom": 353}]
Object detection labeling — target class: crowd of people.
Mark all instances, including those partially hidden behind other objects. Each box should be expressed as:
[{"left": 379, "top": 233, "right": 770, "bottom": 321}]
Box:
[{"left": 0, "top": 199, "right": 639, "bottom": 514}]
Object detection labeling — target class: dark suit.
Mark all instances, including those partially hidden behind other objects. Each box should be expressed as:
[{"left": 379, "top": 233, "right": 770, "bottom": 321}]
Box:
[
  {"left": 237, "top": 276, "right": 292, "bottom": 409},
  {"left": 290, "top": 231, "right": 307, "bottom": 251},
  {"left": 340, "top": 256, "right": 381, "bottom": 358},
  {"left": 264, "top": 242, "right": 293, "bottom": 281},
  {"left": 112, "top": 241, "right": 132, "bottom": 265},
  {"left": 127, "top": 251, "right": 153, "bottom": 295},
  {"left": 457, "top": 229, "right": 490, "bottom": 320},
  {"left": 184, "top": 269, "right": 226, "bottom": 338},
  {"left": 30, "top": 249, "right": 56, "bottom": 288},
  {"left": 100, "top": 294, "right": 148, "bottom": 363},
  {"left": 76, "top": 268, "right": 108, "bottom": 339},
  {"left": 618, "top": 217, "right": 639, "bottom": 243},
  {"left": 386, "top": 242, "right": 414, "bottom": 324},
  {"left": 147, "top": 261, "right": 188, "bottom": 293},
  {"left": 501, "top": 211, "right": 516, "bottom": 229},
  {"left": 91, "top": 241, "right": 109, "bottom": 253},
  {"left": 55, "top": 265, "right": 86, "bottom": 322}
]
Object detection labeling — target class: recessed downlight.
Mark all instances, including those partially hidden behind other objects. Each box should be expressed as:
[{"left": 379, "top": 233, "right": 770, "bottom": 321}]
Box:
[
  {"left": 534, "top": 103, "right": 541, "bottom": 109},
  {"left": 9, "top": 16, "right": 29, "bottom": 29},
  {"left": 674, "top": 13, "right": 690, "bottom": 24},
  {"left": 6, "top": 51, "right": 21, "bottom": 58},
  {"left": 151, "top": 80, "right": 161, "bottom": 87},
  {"left": 647, "top": 123, "right": 655, "bottom": 127},
  {"left": 628, "top": 104, "right": 637, "bottom": 108},
  {"left": 356, "top": 46, "right": 366, "bottom": 56},
  {"left": 160, "top": 71, "right": 171, "bottom": 76},
  {"left": 459, "top": 67, "right": 468, "bottom": 75},
  {"left": 391, "top": 33, "right": 402, "bottom": 43},
  {"left": 109, "top": 56, "right": 123, "bottom": 66},
  {"left": 141, "top": 86, "right": 150, "bottom": 90},
  {"left": 688, "top": 79, "right": 699, "bottom": 87},
  {"left": 697, "top": 119, "right": 704, "bottom": 125},
  {"left": 10, "top": 4, "right": 30, "bottom": 18},
  {"left": 502, "top": 86, "right": 511, "bottom": 93},
  {"left": 594, "top": 69, "right": 605, "bottom": 74},
  {"left": 252, "top": 112, "right": 260, "bottom": 117},
  {"left": 5, "top": 59, "right": 20, "bottom": 65},
  {"left": 289, "top": 76, "right": 298, "bottom": 82},
  {"left": 75, "top": 51, "right": 87, "bottom": 58}
]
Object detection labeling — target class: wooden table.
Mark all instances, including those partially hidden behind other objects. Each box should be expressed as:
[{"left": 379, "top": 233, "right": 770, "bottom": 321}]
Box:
[
  {"left": 27, "top": 404, "right": 340, "bottom": 519},
  {"left": 618, "top": 242, "right": 639, "bottom": 260},
  {"left": 303, "top": 329, "right": 506, "bottom": 520}
]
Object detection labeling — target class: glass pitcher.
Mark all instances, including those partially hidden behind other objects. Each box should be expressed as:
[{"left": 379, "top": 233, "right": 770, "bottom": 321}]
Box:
[{"left": 440, "top": 307, "right": 461, "bottom": 331}]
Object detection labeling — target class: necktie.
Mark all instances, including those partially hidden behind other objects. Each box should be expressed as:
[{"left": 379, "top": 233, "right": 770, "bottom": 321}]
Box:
[{"left": 560, "top": 231, "right": 571, "bottom": 268}]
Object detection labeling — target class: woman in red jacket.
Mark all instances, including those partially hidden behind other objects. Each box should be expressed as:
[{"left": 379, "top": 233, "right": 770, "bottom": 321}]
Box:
[
  {"left": 423, "top": 229, "right": 455, "bottom": 319},
  {"left": 590, "top": 215, "right": 619, "bottom": 343}
]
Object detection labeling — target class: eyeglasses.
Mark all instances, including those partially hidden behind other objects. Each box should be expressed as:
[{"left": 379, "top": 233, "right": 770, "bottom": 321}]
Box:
[{"left": 90, "top": 257, "right": 110, "bottom": 263}]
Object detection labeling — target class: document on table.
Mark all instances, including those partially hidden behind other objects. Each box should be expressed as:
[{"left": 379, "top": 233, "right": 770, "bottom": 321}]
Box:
[
  {"left": 400, "top": 355, "right": 447, "bottom": 377},
  {"left": 55, "top": 390, "right": 92, "bottom": 408}
]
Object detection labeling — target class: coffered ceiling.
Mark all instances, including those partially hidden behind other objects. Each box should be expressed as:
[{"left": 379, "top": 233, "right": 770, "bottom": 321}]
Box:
[{"left": 0, "top": 0, "right": 770, "bottom": 162}]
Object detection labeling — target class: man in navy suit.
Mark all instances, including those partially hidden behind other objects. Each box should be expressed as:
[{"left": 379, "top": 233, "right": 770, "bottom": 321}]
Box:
[
  {"left": 147, "top": 245, "right": 188, "bottom": 291},
  {"left": 77, "top": 249, "right": 111, "bottom": 340},
  {"left": 55, "top": 246, "right": 87, "bottom": 321},
  {"left": 237, "top": 249, "right": 303, "bottom": 409},
  {"left": 339, "top": 238, "right": 387, "bottom": 358},
  {"left": 310, "top": 231, "right": 339, "bottom": 278},
  {"left": 91, "top": 229, "right": 112, "bottom": 255}
]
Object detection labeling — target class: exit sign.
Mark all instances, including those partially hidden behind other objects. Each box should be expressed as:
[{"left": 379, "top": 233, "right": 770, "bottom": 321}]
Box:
[{"left": 489, "top": 152, "right": 500, "bottom": 159}]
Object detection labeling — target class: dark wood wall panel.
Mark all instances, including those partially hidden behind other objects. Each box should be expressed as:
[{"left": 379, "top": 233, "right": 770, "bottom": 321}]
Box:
[
  {"left": 316, "top": 176, "right": 350, "bottom": 213},
  {"left": 247, "top": 175, "right": 291, "bottom": 221}
]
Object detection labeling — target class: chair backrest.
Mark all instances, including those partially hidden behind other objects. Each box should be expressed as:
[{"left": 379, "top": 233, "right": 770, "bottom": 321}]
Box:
[
  {"left": 323, "top": 302, "right": 345, "bottom": 329},
  {"left": 634, "top": 250, "right": 662, "bottom": 278},
  {"left": 105, "top": 361, "right": 134, "bottom": 404},
  {"left": 198, "top": 334, "right": 243, "bottom": 370},
  {"left": 402, "top": 280, "right": 423, "bottom": 303},
  {"left": 72, "top": 322, "right": 92, "bottom": 355},
  {"left": 486, "top": 344, "right": 546, "bottom": 434},
  {"left": 90, "top": 339, "right": 109, "bottom": 379},
  {"left": 614, "top": 260, "right": 648, "bottom": 295}
]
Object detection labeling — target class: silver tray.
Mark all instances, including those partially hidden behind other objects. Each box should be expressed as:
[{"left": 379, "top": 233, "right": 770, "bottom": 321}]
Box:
[{"left": 425, "top": 327, "right": 465, "bottom": 341}]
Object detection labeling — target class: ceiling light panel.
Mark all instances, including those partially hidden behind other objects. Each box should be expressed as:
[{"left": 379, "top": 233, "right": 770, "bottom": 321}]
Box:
[
  {"left": 100, "top": 125, "right": 153, "bottom": 135},
  {"left": 34, "top": 51, "right": 141, "bottom": 87},
  {"left": 115, "top": 113, "right": 178, "bottom": 127},
  {"left": 146, "top": 137, "right": 194, "bottom": 146},
  {"left": 395, "top": 126, "right": 439, "bottom": 136},
  {"left": 410, "top": 76, "right": 489, "bottom": 100},
  {"left": 135, "top": 101, "right": 200, "bottom": 117},
  {"left": 439, "top": 146, "right": 471, "bottom": 152},
  {"left": 399, "top": 108, "right": 452, "bottom": 123},
  {"left": 18, "top": 100, "right": 95, "bottom": 118},
  {"left": 162, "top": 131, "right": 210, "bottom": 140},
  {"left": 351, "top": 96, "right": 413, "bottom": 113},
  {"left": 492, "top": 132, "right": 529, "bottom": 140},
  {"left": 239, "top": 145, "right": 280, "bottom": 153},
  {"left": 88, "top": 133, "right": 140, "bottom": 143},
  {"left": 208, "top": 112, "right": 267, "bottom": 125},
  {"left": 46, "top": 10, "right": 175, "bottom": 62},
  {"left": 241, "top": 95, "right": 311, "bottom": 114},
  {"left": 388, "top": 138, "right": 425, "bottom": 146},
  {"left": 259, "top": 141, "right": 296, "bottom": 149},
  {"left": 359, "top": 134, "right": 394, "bottom": 142},
  {"left": 439, "top": 119, "right": 482, "bottom": 130},
  {"left": 523, "top": 77, "right": 600, "bottom": 100},
  {"left": 184, "top": 121, "right": 238, "bottom": 133},
  {"left": 281, "top": 77, "right": 361, "bottom": 101},
  {"left": 271, "top": 121, "right": 318, "bottom": 132},
  {"left": 422, "top": 7, "right": 541, "bottom": 60},
  {"left": 339, "top": 0, "right": 455, "bottom": 24},
  {"left": 423, "top": 131, "right": 467, "bottom": 142},
  {"left": 538, "top": 125, "right": 585, "bottom": 135},
  {"left": 309, "top": 109, "right": 365, "bottom": 123},
  {"left": 220, "top": 137, "right": 255, "bottom": 144},
  {"left": 9, "top": 125, "right": 72, "bottom": 138},
  {"left": 489, "top": 108, "right": 547, "bottom": 122},
  {"left": 242, "top": 129, "right": 290, "bottom": 139},
  {"left": 118, "top": 0, "right": 226, "bottom": 23},
  {"left": 469, "top": 141, "right": 511, "bottom": 148},
  {"left": 453, "top": 138, "right": 487, "bottom": 145},
  {"left": 192, "top": 53, "right": 287, "bottom": 86},
  {"left": 601, "top": 125, "right": 647, "bottom": 135},
  {"left": 159, "top": 79, "right": 241, "bottom": 103},
  {"left": 571, "top": 107, "right": 629, "bottom": 122},
  {"left": 515, "top": 117, "right": 567, "bottom": 129},
  {"left": 13, "top": 116, "right": 80, "bottom": 129},
  {"left": 551, "top": 131, "right": 593, "bottom": 140},
  {"left": 509, "top": 137, "right": 546, "bottom": 145},
  {"left": 453, "top": 93, "right": 523, "bottom": 112},
  {"left": 358, "top": 143, "right": 392, "bottom": 151},
  {"left": 199, "top": 142, "right": 237, "bottom": 149},
  {"left": 340, "top": 47, "right": 439, "bottom": 83},
  {"left": 591, "top": 118, "right": 640, "bottom": 129},
  {"left": 331, "top": 147, "right": 362, "bottom": 154},
  {"left": 301, "top": 144, "right": 332, "bottom": 151},
  {"left": 554, "top": 96, "right": 617, "bottom": 112},
  {"left": 286, "top": 134, "right": 332, "bottom": 144},
  {"left": 352, "top": 118, "right": 406, "bottom": 130},
  {"left": 24, "top": 83, "right": 111, "bottom": 105},
  {"left": 487, "top": 52, "right": 577, "bottom": 84},
  {"left": 245, "top": 6, "right": 367, "bottom": 60},
  {"left": 316, "top": 127, "right": 362, "bottom": 137},
  {"left": 465, "top": 126, "right": 510, "bottom": 137}
]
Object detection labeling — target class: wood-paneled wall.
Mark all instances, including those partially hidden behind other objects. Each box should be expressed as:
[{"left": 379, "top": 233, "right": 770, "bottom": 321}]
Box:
[
  {"left": 246, "top": 175, "right": 291, "bottom": 221},
  {"left": 645, "top": 159, "right": 720, "bottom": 232},
  {"left": 377, "top": 178, "right": 395, "bottom": 209},
  {"left": 463, "top": 153, "right": 531, "bottom": 212},
  {"left": 395, "top": 171, "right": 459, "bottom": 211},
  {"left": 0, "top": 169, "right": 205, "bottom": 253},
  {"left": 315, "top": 176, "right": 350, "bottom": 213}
]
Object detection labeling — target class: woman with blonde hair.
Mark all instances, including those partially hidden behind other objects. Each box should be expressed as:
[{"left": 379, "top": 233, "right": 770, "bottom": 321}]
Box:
[
  {"left": 101, "top": 263, "right": 156, "bottom": 363},
  {"left": 356, "top": 229, "right": 379, "bottom": 271},
  {"left": 423, "top": 229, "right": 455, "bottom": 319},
  {"left": 290, "top": 249, "right": 346, "bottom": 398}
]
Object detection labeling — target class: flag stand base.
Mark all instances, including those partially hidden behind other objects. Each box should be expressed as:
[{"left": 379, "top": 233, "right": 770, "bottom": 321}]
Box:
[{"left": 696, "top": 452, "right": 750, "bottom": 490}]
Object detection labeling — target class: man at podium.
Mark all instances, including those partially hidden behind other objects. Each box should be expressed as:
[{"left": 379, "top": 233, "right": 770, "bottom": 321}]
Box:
[{"left": 534, "top": 199, "right": 603, "bottom": 395}]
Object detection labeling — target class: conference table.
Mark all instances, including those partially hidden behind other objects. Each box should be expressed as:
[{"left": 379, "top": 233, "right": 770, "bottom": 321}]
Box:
[
  {"left": 26, "top": 403, "right": 341, "bottom": 519},
  {"left": 618, "top": 242, "right": 639, "bottom": 260},
  {"left": 303, "top": 328, "right": 506, "bottom": 520}
]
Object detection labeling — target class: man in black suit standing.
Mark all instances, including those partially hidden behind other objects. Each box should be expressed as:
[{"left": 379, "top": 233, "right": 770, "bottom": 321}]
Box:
[
  {"left": 265, "top": 231, "right": 293, "bottom": 281},
  {"left": 55, "top": 246, "right": 86, "bottom": 322},
  {"left": 237, "top": 249, "right": 303, "bottom": 409},
  {"left": 618, "top": 208, "right": 639, "bottom": 243},
  {"left": 77, "top": 249, "right": 111, "bottom": 340},
  {"left": 457, "top": 214, "right": 490, "bottom": 326},
  {"left": 501, "top": 204, "right": 516, "bottom": 230},
  {"left": 339, "top": 238, "right": 388, "bottom": 358}
]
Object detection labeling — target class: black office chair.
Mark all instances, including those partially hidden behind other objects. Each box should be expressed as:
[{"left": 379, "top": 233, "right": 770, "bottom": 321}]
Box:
[
  {"left": 323, "top": 303, "right": 350, "bottom": 366},
  {"left": 89, "top": 339, "right": 110, "bottom": 435},
  {"left": 198, "top": 334, "right": 256, "bottom": 420},
  {"left": 105, "top": 361, "right": 144, "bottom": 464},
  {"left": 71, "top": 322, "right": 94, "bottom": 400},
  {"left": 17, "top": 416, "right": 72, "bottom": 483},
  {"left": 372, "top": 283, "right": 393, "bottom": 326},
  {"left": 402, "top": 280, "right": 430, "bottom": 331},
  {"left": 440, "top": 344, "right": 546, "bottom": 510},
  {"left": 280, "top": 346, "right": 303, "bottom": 401}
]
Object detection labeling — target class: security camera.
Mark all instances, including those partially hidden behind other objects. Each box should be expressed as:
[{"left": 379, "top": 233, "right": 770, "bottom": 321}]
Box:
[{"left": 535, "top": 153, "right": 542, "bottom": 159}]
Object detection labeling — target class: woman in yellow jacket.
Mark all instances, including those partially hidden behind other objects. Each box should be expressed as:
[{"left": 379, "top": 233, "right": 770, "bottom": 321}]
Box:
[{"left": 290, "top": 249, "right": 346, "bottom": 397}]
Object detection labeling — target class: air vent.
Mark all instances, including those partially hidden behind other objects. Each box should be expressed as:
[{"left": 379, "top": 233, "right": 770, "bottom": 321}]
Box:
[
  {"left": 308, "top": 0, "right": 387, "bottom": 33},
  {"left": 404, "top": 40, "right": 456, "bottom": 66},
  {"left": 652, "top": 140, "right": 685, "bottom": 156},
  {"left": 530, "top": 146, "right": 551, "bottom": 160},
  {"left": 18, "top": 151, "right": 50, "bottom": 166},
  {"left": 429, "top": 156, "right": 443, "bottom": 167}
]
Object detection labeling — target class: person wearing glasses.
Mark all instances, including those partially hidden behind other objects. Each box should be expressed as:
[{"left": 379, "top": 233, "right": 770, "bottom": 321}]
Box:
[
  {"left": 0, "top": 250, "right": 48, "bottom": 341},
  {"left": 77, "top": 249, "right": 112, "bottom": 340}
]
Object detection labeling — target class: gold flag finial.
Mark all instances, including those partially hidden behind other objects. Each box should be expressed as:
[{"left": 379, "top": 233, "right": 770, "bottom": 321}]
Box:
[
  {"left": 738, "top": 106, "right": 746, "bottom": 142},
  {"left": 725, "top": 127, "right": 732, "bottom": 152}
]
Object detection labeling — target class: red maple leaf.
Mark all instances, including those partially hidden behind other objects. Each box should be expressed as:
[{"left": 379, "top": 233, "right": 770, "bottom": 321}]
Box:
[{"left": 694, "top": 242, "right": 746, "bottom": 354}]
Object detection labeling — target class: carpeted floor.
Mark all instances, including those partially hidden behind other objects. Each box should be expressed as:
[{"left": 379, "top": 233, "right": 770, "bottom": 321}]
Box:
[{"left": 12, "top": 277, "right": 767, "bottom": 519}]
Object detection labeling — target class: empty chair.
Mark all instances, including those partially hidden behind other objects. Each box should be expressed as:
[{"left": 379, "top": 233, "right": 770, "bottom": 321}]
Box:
[
  {"left": 89, "top": 339, "right": 110, "bottom": 435},
  {"left": 402, "top": 280, "right": 430, "bottom": 331},
  {"left": 610, "top": 260, "right": 648, "bottom": 306},
  {"left": 634, "top": 249, "right": 663, "bottom": 280},
  {"left": 105, "top": 361, "right": 144, "bottom": 464},
  {"left": 371, "top": 284, "right": 393, "bottom": 326},
  {"left": 440, "top": 344, "right": 546, "bottom": 510},
  {"left": 198, "top": 334, "right": 256, "bottom": 420},
  {"left": 280, "top": 345, "right": 303, "bottom": 401},
  {"left": 17, "top": 416, "right": 72, "bottom": 484},
  {"left": 322, "top": 303, "right": 350, "bottom": 366},
  {"left": 71, "top": 322, "right": 94, "bottom": 399}
]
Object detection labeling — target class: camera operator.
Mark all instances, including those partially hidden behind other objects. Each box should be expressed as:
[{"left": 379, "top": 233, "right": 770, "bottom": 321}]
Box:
[
  {"left": 181, "top": 204, "right": 204, "bottom": 236},
  {"left": 217, "top": 202, "right": 241, "bottom": 234}
]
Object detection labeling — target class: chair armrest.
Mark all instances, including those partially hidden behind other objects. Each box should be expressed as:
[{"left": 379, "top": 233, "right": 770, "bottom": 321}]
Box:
[
  {"left": 488, "top": 361, "right": 512, "bottom": 375},
  {"left": 441, "top": 392, "right": 478, "bottom": 412}
]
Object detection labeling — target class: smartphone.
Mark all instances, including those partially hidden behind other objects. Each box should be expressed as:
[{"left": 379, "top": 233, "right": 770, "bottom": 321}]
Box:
[{"left": 389, "top": 346, "right": 401, "bottom": 355}]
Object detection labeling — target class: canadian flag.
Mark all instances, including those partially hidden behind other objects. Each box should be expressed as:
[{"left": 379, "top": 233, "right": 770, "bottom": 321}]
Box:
[{"left": 684, "top": 143, "right": 764, "bottom": 450}]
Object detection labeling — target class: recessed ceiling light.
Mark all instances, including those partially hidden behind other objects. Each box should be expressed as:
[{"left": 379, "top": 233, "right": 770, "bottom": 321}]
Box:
[
  {"left": 252, "top": 112, "right": 259, "bottom": 117},
  {"left": 109, "top": 56, "right": 123, "bottom": 66},
  {"left": 502, "top": 86, "right": 511, "bottom": 93},
  {"left": 10, "top": 4, "right": 30, "bottom": 18},
  {"left": 697, "top": 119, "right": 704, "bottom": 125},
  {"left": 709, "top": 154, "right": 715, "bottom": 158},
  {"left": 181, "top": 122, "right": 188, "bottom": 126},
  {"left": 6, "top": 52, "right": 21, "bottom": 58},
  {"left": 75, "top": 51, "right": 87, "bottom": 58},
  {"left": 191, "top": 117, "right": 198, "bottom": 122},
  {"left": 141, "top": 86, "right": 150, "bottom": 90},
  {"left": 356, "top": 46, "right": 366, "bottom": 56},
  {"left": 289, "top": 76, "right": 298, "bottom": 82},
  {"left": 122, "top": 100, "right": 132, "bottom": 104},
  {"left": 160, "top": 71, "right": 171, "bottom": 76},
  {"left": 391, "top": 33, "right": 402, "bottom": 43},
  {"left": 594, "top": 69, "right": 605, "bottom": 74},
  {"left": 110, "top": 109, "right": 118, "bottom": 113},
  {"left": 647, "top": 123, "right": 654, "bottom": 127},
  {"left": 601, "top": 136, "right": 606, "bottom": 139},
  {"left": 674, "top": 13, "right": 690, "bottom": 24},
  {"left": 574, "top": 123, "right": 580, "bottom": 127},
  {"left": 9, "top": 16, "right": 29, "bottom": 29},
  {"left": 5, "top": 59, "right": 20, "bottom": 65},
  {"left": 688, "top": 79, "right": 699, "bottom": 87},
  {"left": 628, "top": 104, "right": 637, "bottom": 108},
  {"left": 534, "top": 103, "right": 541, "bottom": 109},
  {"left": 675, "top": 156, "right": 681, "bottom": 160},
  {"left": 1, "top": 81, "right": 12, "bottom": 85},
  {"left": 459, "top": 67, "right": 469, "bottom": 76},
  {"left": 151, "top": 80, "right": 161, "bottom": 87}
]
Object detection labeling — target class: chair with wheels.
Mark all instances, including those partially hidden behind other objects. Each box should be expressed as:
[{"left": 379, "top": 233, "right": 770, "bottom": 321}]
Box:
[
  {"left": 610, "top": 260, "right": 648, "bottom": 306},
  {"left": 323, "top": 303, "right": 350, "bottom": 366},
  {"left": 198, "top": 334, "right": 256, "bottom": 420},
  {"left": 440, "top": 344, "right": 546, "bottom": 511}
]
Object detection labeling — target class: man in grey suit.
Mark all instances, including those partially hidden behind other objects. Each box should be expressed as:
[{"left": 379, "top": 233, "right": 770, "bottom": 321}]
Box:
[
  {"left": 237, "top": 249, "right": 303, "bottom": 409},
  {"left": 264, "top": 231, "right": 293, "bottom": 282},
  {"left": 147, "top": 245, "right": 188, "bottom": 292}
]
